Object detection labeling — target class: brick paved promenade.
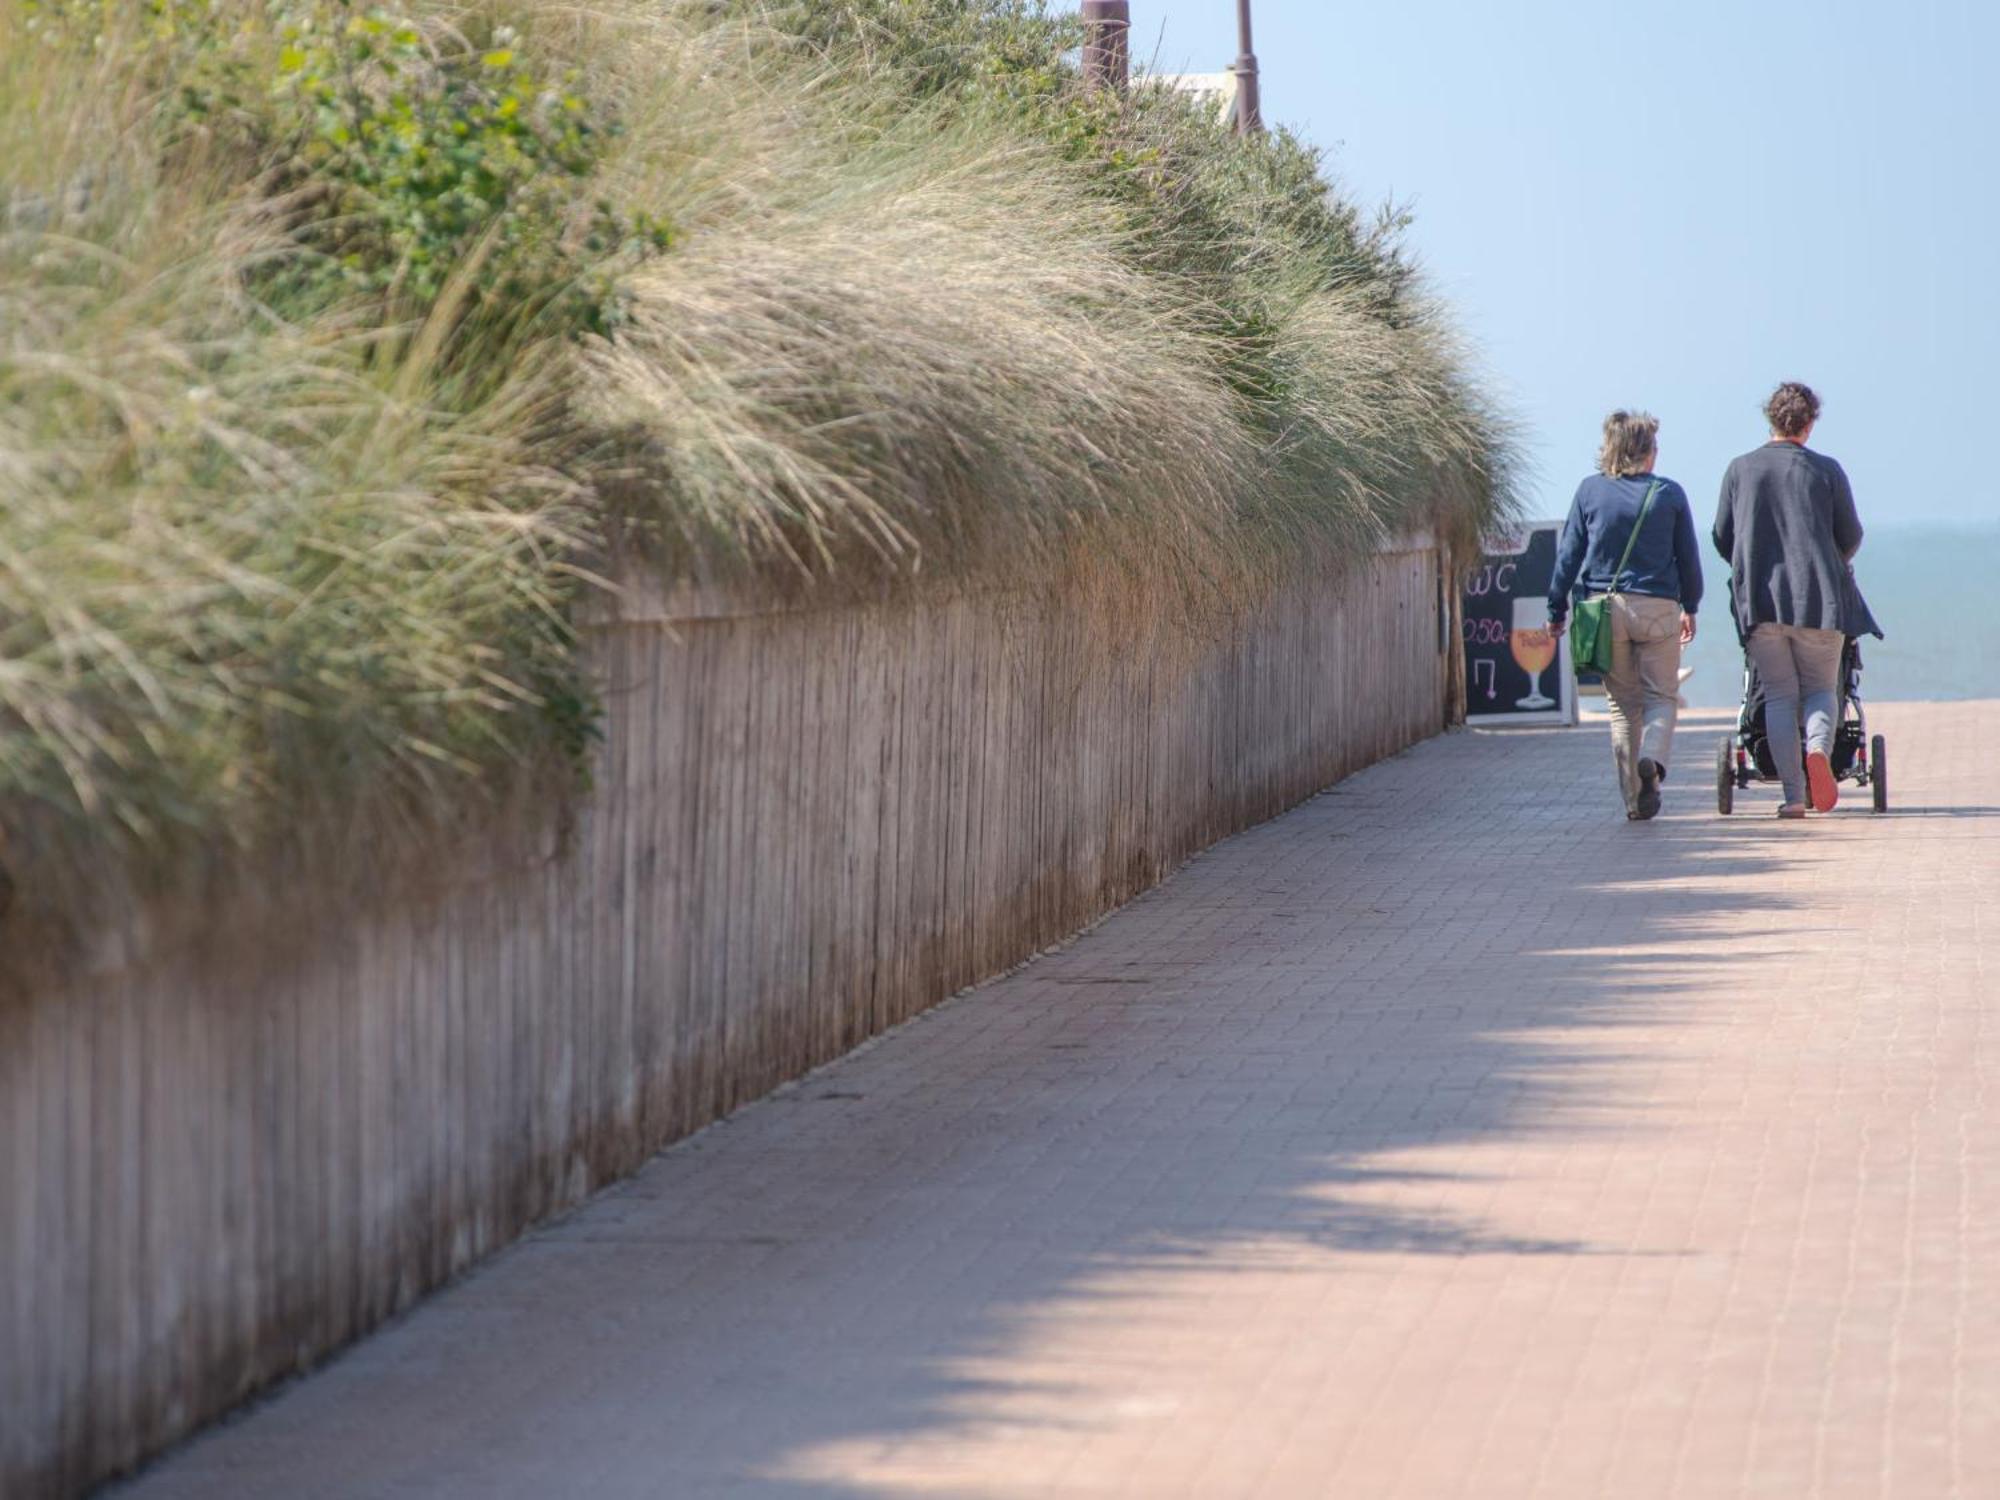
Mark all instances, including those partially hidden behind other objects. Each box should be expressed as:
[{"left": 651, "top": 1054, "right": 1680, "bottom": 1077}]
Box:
[{"left": 121, "top": 703, "right": 1998, "bottom": 1499}]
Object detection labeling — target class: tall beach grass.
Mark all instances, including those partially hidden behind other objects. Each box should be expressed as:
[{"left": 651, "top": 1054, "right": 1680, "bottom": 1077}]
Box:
[{"left": 0, "top": 0, "right": 1516, "bottom": 939}]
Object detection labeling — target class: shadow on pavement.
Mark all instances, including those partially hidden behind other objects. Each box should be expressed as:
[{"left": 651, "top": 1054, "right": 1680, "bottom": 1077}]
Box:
[{"left": 113, "top": 716, "right": 1840, "bottom": 1500}]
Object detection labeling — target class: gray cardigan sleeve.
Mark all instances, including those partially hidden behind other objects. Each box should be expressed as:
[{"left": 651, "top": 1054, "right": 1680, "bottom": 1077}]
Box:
[
  {"left": 1712, "top": 464, "right": 1736, "bottom": 560},
  {"left": 1829, "top": 461, "right": 1863, "bottom": 560}
]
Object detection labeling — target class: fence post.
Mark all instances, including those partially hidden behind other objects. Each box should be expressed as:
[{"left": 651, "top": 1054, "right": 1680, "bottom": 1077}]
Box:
[
  {"left": 1233, "top": 0, "right": 1263, "bottom": 134},
  {"left": 1081, "top": 1, "right": 1130, "bottom": 93}
]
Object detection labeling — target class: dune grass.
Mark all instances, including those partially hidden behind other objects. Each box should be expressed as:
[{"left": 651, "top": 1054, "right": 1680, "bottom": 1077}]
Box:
[{"left": 0, "top": 0, "right": 1515, "bottom": 927}]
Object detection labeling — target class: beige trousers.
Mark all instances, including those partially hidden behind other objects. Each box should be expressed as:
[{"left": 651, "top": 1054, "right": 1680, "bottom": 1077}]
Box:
[{"left": 1603, "top": 593, "right": 1684, "bottom": 814}]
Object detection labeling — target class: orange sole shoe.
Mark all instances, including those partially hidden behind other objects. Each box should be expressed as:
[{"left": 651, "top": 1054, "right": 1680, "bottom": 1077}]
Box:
[{"left": 1805, "top": 750, "right": 1838, "bottom": 813}]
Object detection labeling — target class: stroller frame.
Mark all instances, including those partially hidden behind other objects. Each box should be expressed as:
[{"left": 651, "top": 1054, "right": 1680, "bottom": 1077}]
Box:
[{"left": 1716, "top": 636, "right": 1888, "bottom": 814}]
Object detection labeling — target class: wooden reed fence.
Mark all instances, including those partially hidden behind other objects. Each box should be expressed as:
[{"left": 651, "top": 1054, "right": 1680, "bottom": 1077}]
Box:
[{"left": 0, "top": 540, "right": 1451, "bottom": 1497}]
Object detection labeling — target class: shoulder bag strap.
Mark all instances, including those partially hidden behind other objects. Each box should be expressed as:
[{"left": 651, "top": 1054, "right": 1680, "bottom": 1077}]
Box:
[{"left": 1608, "top": 480, "right": 1661, "bottom": 594}]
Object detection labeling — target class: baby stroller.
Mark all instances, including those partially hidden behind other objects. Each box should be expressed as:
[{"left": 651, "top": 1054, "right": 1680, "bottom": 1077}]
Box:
[{"left": 1716, "top": 637, "right": 1886, "bottom": 814}]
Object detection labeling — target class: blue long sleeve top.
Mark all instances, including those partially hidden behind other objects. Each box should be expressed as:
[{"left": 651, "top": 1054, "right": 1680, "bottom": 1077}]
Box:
[{"left": 1546, "top": 472, "right": 1705, "bottom": 625}]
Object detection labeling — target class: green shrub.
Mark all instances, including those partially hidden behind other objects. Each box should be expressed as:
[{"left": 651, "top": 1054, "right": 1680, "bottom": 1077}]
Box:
[
  {"left": 20, "top": 0, "right": 672, "bottom": 334},
  {"left": 268, "top": 10, "right": 671, "bottom": 332}
]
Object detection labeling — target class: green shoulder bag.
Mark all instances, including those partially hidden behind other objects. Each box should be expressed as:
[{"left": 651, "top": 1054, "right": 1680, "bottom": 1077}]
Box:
[{"left": 1569, "top": 480, "right": 1661, "bottom": 675}]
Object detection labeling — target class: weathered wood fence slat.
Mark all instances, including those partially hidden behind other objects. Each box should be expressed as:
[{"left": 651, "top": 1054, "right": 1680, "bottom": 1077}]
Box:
[{"left": 0, "top": 543, "right": 1450, "bottom": 1498}]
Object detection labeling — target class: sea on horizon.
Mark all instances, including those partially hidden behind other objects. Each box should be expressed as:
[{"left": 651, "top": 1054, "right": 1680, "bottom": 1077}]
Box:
[{"left": 1677, "top": 521, "right": 1999, "bottom": 707}]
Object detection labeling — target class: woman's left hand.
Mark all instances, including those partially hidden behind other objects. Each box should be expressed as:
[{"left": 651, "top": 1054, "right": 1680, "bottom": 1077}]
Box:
[{"left": 1680, "top": 613, "right": 1698, "bottom": 645}]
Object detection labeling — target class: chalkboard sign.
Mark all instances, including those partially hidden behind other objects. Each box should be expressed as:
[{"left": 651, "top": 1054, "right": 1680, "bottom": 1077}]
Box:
[{"left": 1461, "top": 521, "right": 1578, "bottom": 725}]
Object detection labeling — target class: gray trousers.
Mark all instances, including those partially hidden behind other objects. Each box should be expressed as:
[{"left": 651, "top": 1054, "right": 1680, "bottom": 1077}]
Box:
[
  {"left": 1746, "top": 623, "right": 1843, "bottom": 806},
  {"left": 1604, "top": 594, "right": 1684, "bottom": 814}
]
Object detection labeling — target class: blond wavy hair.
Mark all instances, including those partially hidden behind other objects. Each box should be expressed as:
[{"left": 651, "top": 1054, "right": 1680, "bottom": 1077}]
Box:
[{"left": 1597, "top": 410, "right": 1659, "bottom": 477}]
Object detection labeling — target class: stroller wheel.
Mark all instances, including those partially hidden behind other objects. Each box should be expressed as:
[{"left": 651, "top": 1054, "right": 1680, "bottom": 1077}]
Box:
[
  {"left": 1871, "top": 734, "right": 1888, "bottom": 813},
  {"left": 1716, "top": 735, "right": 1735, "bottom": 815}
]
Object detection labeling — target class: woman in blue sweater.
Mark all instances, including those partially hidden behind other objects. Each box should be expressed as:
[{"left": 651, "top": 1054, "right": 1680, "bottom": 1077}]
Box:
[{"left": 1547, "top": 411, "right": 1706, "bottom": 821}]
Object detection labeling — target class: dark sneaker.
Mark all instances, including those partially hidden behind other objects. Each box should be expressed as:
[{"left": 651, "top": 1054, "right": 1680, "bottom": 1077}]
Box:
[
  {"left": 1805, "top": 750, "right": 1838, "bottom": 813},
  {"left": 1634, "top": 758, "right": 1663, "bottom": 820}
]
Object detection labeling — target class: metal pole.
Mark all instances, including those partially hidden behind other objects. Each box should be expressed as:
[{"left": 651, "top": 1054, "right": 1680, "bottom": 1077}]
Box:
[
  {"left": 1233, "top": 0, "right": 1263, "bottom": 134},
  {"left": 1081, "top": 1, "right": 1131, "bottom": 93}
]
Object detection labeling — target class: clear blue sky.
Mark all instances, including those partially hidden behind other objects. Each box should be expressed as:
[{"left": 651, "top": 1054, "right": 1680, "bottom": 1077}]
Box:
[{"left": 1133, "top": 0, "right": 2000, "bottom": 528}]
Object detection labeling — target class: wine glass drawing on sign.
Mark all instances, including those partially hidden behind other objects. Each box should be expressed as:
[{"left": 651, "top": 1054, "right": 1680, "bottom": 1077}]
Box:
[{"left": 1510, "top": 597, "right": 1558, "bottom": 710}]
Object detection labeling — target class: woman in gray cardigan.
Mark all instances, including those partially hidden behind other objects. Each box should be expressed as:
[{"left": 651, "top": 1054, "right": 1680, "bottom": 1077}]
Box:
[{"left": 1713, "top": 383, "right": 1882, "bottom": 818}]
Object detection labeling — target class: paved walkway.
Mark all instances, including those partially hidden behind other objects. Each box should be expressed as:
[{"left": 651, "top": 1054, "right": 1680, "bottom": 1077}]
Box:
[{"left": 120, "top": 704, "right": 1998, "bottom": 1500}]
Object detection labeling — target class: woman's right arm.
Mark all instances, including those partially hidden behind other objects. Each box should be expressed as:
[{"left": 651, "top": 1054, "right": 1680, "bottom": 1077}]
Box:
[
  {"left": 1712, "top": 464, "right": 1736, "bottom": 558},
  {"left": 1829, "top": 461, "right": 1864, "bottom": 559},
  {"left": 1546, "top": 486, "right": 1590, "bottom": 628}
]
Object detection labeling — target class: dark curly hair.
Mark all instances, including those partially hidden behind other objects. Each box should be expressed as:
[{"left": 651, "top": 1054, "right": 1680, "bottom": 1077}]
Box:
[{"left": 1764, "top": 382, "right": 1821, "bottom": 439}]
